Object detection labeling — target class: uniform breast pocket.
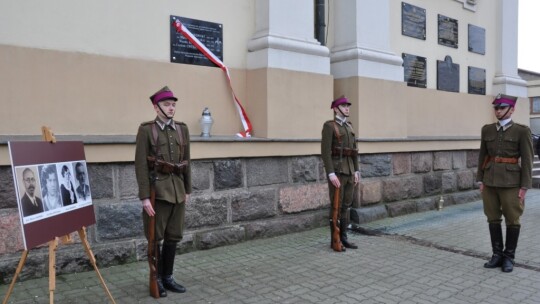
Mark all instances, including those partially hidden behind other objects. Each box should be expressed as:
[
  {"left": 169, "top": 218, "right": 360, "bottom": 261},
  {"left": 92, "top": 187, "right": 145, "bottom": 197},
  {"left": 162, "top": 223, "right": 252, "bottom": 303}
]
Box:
[
  {"left": 151, "top": 141, "right": 169, "bottom": 158},
  {"left": 502, "top": 136, "right": 519, "bottom": 152},
  {"left": 484, "top": 135, "right": 497, "bottom": 151}
]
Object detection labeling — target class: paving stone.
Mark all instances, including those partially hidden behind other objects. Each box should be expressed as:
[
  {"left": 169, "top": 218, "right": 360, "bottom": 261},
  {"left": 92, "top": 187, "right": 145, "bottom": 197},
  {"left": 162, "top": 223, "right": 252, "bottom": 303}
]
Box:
[{"left": 2, "top": 190, "right": 540, "bottom": 303}]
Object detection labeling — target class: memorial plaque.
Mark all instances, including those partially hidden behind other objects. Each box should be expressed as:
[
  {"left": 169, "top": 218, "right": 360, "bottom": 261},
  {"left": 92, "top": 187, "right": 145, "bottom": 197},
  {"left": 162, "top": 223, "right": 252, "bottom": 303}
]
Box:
[
  {"left": 468, "top": 24, "right": 485, "bottom": 55},
  {"left": 468, "top": 66, "right": 486, "bottom": 95},
  {"left": 438, "top": 14, "right": 458, "bottom": 48},
  {"left": 437, "top": 56, "right": 459, "bottom": 92},
  {"left": 402, "top": 53, "right": 427, "bottom": 88},
  {"left": 170, "top": 15, "right": 223, "bottom": 67},
  {"left": 401, "top": 2, "right": 426, "bottom": 40}
]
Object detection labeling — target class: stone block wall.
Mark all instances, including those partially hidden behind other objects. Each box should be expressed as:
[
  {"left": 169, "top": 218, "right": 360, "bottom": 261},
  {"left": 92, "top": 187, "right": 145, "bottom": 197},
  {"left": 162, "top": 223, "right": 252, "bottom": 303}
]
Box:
[
  {"left": 0, "top": 150, "right": 481, "bottom": 283},
  {"left": 352, "top": 150, "right": 481, "bottom": 224}
]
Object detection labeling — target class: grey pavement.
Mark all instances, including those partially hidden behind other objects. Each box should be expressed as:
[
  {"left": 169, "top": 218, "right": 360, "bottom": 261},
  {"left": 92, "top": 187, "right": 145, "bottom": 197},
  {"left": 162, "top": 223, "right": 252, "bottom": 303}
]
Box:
[{"left": 3, "top": 190, "right": 540, "bottom": 304}]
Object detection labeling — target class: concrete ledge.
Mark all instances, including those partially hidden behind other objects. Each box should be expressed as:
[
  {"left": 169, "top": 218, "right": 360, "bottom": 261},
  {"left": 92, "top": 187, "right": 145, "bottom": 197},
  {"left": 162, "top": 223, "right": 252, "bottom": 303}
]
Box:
[
  {"left": 350, "top": 205, "right": 388, "bottom": 224},
  {"left": 351, "top": 189, "right": 481, "bottom": 226}
]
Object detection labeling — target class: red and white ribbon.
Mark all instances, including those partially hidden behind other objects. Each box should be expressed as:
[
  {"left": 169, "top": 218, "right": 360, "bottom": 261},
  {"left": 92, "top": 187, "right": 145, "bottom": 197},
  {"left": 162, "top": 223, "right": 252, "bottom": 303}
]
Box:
[{"left": 173, "top": 20, "right": 252, "bottom": 138}]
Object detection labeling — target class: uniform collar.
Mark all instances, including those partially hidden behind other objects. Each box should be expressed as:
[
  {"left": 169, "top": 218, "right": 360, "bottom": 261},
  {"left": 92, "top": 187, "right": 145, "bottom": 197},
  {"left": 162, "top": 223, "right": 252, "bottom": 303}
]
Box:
[
  {"left": 335, "top": 115, "right": 347, "bottom": 126},
  {"left": 155, "top": 117, "right": 176, "bottom": 130},
  {"left": 496, "top": 119, "right": 513, "bottom": 131}
]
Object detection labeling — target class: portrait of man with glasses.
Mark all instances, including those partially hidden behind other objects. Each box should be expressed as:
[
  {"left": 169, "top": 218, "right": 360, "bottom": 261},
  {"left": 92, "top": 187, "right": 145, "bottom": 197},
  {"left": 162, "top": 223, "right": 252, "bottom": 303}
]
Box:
[{"left": 19, "top": 167, "right": 44, "bottom": 217}]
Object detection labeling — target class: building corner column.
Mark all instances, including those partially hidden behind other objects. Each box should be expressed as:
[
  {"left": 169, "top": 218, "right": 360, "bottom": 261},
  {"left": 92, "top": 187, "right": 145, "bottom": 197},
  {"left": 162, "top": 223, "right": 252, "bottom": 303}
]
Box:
[
  {"left": 330, "top": 0, "right": 403, "bottom": 81},
  {"left": 246, "top": 0, "right": 330, "bottom": 75},
  {"left": 245, "top": 0, "right": 332, "bottom": 139},
  {"left": 492, "top": 0, "right": 527, "bottom": 97}
]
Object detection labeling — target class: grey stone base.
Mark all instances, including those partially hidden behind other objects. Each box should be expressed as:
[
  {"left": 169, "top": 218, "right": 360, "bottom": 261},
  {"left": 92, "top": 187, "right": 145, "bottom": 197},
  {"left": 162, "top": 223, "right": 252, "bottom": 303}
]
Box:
[{"left": 351, "top": 189, "right": 481, "bottom": 225}]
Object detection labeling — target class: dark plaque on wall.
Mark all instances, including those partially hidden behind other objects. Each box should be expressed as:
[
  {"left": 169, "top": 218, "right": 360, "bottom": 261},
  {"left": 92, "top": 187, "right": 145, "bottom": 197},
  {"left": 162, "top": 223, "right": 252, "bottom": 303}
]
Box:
[
  {"left": 468, "top": 24, "right": 485, "bottom": 55},
  {"left": 437, "top": 56, "right": 459, "bottom": 92},
  {"left": 401, "top": 2, "right": 426, "bottom": 40},
  {"left": 438, "top": 14, "right": 458, "bottom": 48},
  {"left": 402, "top": 53, "right": 427, "bottom": 88},
  {"left": 468, "top": 66, "right": 486, "bottom": 95},
  {"left": 170, "top": 15, "right": 223, "bottom": 67}
]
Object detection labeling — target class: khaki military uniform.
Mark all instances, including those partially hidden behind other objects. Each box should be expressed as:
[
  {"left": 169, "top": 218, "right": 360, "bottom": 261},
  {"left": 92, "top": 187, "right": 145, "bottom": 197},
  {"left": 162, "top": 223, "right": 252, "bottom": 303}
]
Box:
[
  {"left": 135, "top": 118, "right": 191, "bottom": 242},
  {"left": 477, "top": 121, "right": 533, "bottom": 226},
  {"left": 321, "top": 119, "right": 359, "bottom": 222}
]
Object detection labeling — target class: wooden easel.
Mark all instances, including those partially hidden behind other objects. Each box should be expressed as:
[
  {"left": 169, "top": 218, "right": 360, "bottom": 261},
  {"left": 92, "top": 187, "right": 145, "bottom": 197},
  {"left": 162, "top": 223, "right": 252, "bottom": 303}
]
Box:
[{"left": 2, "top": 127, "right": 116, "bottom": 304}]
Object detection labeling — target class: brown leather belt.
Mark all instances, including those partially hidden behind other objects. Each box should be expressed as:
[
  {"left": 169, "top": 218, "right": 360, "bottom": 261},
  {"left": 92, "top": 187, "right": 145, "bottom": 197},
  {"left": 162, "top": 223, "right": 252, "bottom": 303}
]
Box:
[
  {"left": 492, "top": 156, "right": 519, "bottom": 164},
  {"left": 147, "top": 156, "right": 188, "bottom": 175},
  {"left": 331, "top": 147, "right": 358, "bottom": 157},
  {"left": 481, "top": 156, "right": 519, "bottom": 169}
]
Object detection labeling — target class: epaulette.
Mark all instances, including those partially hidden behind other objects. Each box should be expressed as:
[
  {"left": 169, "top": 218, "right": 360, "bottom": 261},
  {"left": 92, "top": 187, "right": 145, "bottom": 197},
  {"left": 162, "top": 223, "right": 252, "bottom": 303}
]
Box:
[
  {"left": 140, "top": 120, "right": 155, "bottom": 126},
  {"left": 174, "top": 120, "right": 186, "bottom": 126},
  {"left": 324, "top": 120, "right": 334, "bottom": 125},
  {"left": 514, "top": 123, "right": 530, "bottom": 129}
]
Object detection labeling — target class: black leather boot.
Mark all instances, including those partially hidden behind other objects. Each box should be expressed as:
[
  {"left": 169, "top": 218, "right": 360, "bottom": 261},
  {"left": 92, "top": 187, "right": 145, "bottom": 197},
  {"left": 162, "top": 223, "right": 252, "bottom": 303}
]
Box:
[
  {"left": 156, "top": 245, "right": 167, "bottom": 297},
  {"left": 340, "top": 219, "right": 358, "bottom": 249},
  {"left": 161, "top": 242, "right": 186, "bottom": 293},
  {"left": 484, "top": 223, "right": 504, "bottom": 268},
  {"left": 502, "top": 226, "right": 520, "bottom": 273}
]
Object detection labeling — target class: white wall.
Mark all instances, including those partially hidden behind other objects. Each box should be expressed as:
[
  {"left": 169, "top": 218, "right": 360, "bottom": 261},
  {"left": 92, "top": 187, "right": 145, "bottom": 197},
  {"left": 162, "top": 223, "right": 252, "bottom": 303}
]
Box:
[{"left": 0, "top": 0, "right": 255, "bottom": 68}]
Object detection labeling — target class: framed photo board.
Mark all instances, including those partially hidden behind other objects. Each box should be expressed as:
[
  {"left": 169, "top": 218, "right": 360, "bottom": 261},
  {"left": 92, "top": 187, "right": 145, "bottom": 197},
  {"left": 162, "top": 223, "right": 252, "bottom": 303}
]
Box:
[{"left": 9, "top": 141, "right": 95, "bottom": 250}]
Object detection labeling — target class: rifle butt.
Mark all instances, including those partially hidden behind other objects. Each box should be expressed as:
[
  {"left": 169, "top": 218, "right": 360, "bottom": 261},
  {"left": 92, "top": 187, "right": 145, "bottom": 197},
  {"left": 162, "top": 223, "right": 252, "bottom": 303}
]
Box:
[
  {"left": 149, "top": 274, "right": 160, "bottom": 298},
  {"left": 147, "top": 187, "right": 160, "bottom": 298},
  {"left": 331, "top": 186, "right": 343, "bottom": 252}
]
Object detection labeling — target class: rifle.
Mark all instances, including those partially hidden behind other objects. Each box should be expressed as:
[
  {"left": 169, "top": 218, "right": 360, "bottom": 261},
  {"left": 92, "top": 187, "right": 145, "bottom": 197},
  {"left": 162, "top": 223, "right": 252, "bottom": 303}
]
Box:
[
  {"left": 331, "top": 184, "right": 343, "bottom": 252},
  {"left": 147, "top": 172, "right": 160, "bottom": 298},
  {"left": 330, "top": 123, "right": 345, "bottom": 252}
]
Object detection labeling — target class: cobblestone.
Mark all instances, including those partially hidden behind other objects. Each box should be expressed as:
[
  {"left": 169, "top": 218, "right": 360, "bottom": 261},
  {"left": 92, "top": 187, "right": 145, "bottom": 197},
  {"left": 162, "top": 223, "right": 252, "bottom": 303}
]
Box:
[{"left": 4, "top": 190, "right": 540, "bottom": 303}]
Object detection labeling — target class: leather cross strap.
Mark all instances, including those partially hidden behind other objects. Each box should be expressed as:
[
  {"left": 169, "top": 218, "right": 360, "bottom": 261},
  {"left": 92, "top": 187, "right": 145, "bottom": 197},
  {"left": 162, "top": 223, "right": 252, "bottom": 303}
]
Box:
[
  {"left": 151, "top": 123, "right": 160, "bottom": 157},
  {"left": 151, "top": 122, "right": 185, "bottom": 162},
  {"left": 175, "top": 122, "right": 185, "bottom": 162},
  {"left": 332, "top": 121, "right": 342, "bottom": 145}
]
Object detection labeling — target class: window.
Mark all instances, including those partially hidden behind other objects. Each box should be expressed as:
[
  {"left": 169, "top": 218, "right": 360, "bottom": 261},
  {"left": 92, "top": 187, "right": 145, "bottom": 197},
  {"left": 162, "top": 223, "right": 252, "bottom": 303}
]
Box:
[{"left": 530, "top": 97, "right": 540, "bottom": 114}]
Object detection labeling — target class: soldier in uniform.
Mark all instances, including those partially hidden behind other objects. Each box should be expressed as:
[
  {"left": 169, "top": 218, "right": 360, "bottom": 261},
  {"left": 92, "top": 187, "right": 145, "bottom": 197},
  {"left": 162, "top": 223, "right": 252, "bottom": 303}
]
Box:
[
  {"left": 321, "top": 95, "right": 360, "bottom": 251},
  {"left": 477, "top": 94, "right": 533, "bottom": 273},
  {"left": 135, "top": 86, "right": 191, "bottom": 296}
]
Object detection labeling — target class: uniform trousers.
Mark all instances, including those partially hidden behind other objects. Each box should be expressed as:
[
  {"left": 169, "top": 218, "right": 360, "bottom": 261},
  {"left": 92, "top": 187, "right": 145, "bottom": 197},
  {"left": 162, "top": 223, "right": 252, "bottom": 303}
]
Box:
[
  {"left": 143, "top": 199, "right": 185, "bottom": 242},
  {"left": 482, "top": 186, "right": 524, "bottom": 226},
  {"left": 327, "top": 173, "right": 355, "bottom": 220}
]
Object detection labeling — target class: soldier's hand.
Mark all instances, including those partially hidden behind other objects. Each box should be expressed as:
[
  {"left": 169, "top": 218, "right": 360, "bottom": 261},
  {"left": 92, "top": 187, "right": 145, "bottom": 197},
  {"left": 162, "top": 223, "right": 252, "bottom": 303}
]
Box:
[
  {"left": 519, "top": 188, "right": 527, "bottom": 206},
  {"left": 329, "top": 174, "right": 341, "bottom": 188},
  {"left": 185, "top": 194, "right": 190, "bottom": 204},
  {"left": 142, "top": 198, "right": 155, "bottom": 216},
  {"left": 479, "top": 183, "right": 484, "bottom": 193},
  {"left": 354, "top": 171, "right": 360, "bottom": 185}
]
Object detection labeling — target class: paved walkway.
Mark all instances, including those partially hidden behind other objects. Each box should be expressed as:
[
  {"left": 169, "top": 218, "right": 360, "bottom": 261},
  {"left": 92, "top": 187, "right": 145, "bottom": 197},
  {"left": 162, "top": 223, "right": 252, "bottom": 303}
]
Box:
[{"left": 3, "top": 190, "right": 540, "bottom": 303}]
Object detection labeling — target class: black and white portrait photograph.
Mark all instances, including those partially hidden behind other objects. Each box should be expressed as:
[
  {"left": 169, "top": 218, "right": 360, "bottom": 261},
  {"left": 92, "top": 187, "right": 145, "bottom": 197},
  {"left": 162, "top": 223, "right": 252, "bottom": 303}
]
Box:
[
  {"left": 74, "top": 161, "right": 91, "bottom": 202},
  {"left": 39, "top": 164, "right": 63, "bottom": 212},
  {"left": 58, "top": 163, "right": 78, "bottom": 206},
  {"left": 16, "top": 166, "right": 44, "bottom": 217}
]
